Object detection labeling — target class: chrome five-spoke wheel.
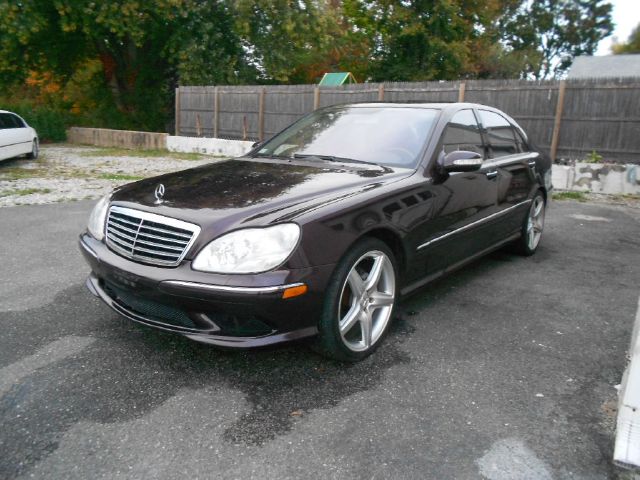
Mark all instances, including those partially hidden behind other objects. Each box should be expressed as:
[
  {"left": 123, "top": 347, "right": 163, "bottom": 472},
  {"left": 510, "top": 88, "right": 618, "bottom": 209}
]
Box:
[
  {"left": 338, "top": 251, "right": 395, "bottom": 352},
  {"left": 315, "top": 238, "right": 398, "bottom": 361},
  {"left": 526, "top": 195, "right": 545, "bottom": 251},
  {"left": 513, "top": 191, "right": 546, "bottom": 256}
]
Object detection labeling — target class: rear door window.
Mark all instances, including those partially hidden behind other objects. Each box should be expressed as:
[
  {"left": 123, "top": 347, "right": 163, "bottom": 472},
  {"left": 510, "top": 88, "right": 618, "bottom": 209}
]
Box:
[
  {"left": 0, "top": 113, "right": 12, "bottom": 129},
  {"left": 478, "top": 110, "right": 518, "bottom": 158},
  {"left": 9, "top": 114, "right": 25, "bottom": 128},
  {"left": 441, "top": 109, "right": 485, "bottom": 158},
  {"left": 514, "top": 128, "right": 529, "bottom": 153}
]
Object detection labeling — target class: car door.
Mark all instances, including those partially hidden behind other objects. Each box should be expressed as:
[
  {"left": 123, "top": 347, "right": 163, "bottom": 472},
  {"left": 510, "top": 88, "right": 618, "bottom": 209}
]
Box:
[
  {"left": 476, "top": 109, "right": 536, "bottom": 238},
  {"left": 0, "top": 113, "right": 26, "bottom": 159},
  {"left": 405, "top": 109, "right": 501, "bottom": 280},
  {"left": 8, "top": 114, "right": 32, "bottom": 156},
  {"left": 0, "top": 114, "right": 10, "bottom": 160}
]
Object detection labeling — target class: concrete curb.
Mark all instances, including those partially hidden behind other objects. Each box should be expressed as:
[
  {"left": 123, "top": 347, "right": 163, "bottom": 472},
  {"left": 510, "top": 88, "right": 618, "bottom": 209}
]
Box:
[{"left": 167, "top": 136, "right": 254, "bottom": 157}]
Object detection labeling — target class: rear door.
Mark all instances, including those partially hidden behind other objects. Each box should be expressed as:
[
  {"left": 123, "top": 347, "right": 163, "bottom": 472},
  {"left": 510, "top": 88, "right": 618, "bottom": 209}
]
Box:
[
  {"left": 0, "top": 113, "right": 30, "bottom": 159},
  {"left": 476, "top": 109, "right": 537, "bottom": 238},
  {"left": 406, "top": 109, "right": 500, "bottom": 279},
  {"left": 0, "top": 113, "right": 17, "bottom": 160},
  {"left": 8, "top": 114, "right": 32, "bottom": 155}
]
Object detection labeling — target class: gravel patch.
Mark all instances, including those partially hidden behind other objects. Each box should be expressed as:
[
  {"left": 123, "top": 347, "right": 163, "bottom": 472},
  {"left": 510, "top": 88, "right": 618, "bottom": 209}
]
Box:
[
  {"left": 3, "top": 145, "right": 638, "bottom": 210},
  {"left": 0, "top": 145, "right": 222, "bottom": 207}
]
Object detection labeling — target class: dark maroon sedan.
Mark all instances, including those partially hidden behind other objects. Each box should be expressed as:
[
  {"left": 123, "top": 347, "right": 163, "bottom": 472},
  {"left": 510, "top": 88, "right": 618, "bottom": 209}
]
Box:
[{"left": 79, "top": 103, "right": 551, "bottom": 361}]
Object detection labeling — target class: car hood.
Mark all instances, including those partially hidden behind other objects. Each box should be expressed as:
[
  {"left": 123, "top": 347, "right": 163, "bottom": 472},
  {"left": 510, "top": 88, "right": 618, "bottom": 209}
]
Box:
[{"left": 110, "top": 157, "right": 412, "bottom": 230}]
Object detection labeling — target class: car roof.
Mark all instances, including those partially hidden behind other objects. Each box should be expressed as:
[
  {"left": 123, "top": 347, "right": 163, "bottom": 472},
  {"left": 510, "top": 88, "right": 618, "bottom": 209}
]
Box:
[
  {"left": 340, "top": 102, "right": 498, "bottom": 111},
  {"left": 338, "top": 102, "right": 521, "bottom": 130}
]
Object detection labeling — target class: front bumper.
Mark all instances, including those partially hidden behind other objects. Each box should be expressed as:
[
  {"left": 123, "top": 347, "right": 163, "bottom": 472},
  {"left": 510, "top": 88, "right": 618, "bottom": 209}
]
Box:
[{"left": 79, "top": 233, "right": 335, "bottom": 348}]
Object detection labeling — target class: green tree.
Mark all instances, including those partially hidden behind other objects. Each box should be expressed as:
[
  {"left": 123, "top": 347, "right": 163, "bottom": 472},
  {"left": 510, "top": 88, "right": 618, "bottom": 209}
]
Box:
[
  {"left": 0, "top": 0, "right": 248, "bottom": 130},
  {"left": 235, "top": 0, "right": 367, "bottom": 83},
  {"left": 500, "top": 0, "right": 614, "bottom": 79},
  {"left": 165, "top": 1, "right": 255, "bottom": 85},
  {"left": 342, "top": 0, "right": 505, "bottom": 81},
  {"left": 612, "top": 24, "right": 640, "bottom": 54}
]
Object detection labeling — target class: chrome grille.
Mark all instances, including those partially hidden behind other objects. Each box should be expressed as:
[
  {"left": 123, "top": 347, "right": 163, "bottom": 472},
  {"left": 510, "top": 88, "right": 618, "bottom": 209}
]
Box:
[{"left": 106, "top": 206, "right": 200, "bottom": 267}]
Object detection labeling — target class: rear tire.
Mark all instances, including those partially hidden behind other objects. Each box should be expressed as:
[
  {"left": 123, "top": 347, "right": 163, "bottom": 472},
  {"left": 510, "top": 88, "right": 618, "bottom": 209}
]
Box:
[
  {"left": 26, "top": 139, "right": 38, "bottom": 159},
  {"left": 513, "top": 191, "right": 545, "bottom": 256},
  {"left": 313, "top": 238, "right": 398, "bottom": 362}
]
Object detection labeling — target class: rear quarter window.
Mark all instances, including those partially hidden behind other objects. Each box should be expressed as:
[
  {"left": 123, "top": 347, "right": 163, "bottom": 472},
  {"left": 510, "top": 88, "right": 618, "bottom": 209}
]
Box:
[
  {"left": 10, "top": 114, "right": 25, "bottom": 128},
  {"left": 478, "top": 110, "right": 519, "bottom": 158}
]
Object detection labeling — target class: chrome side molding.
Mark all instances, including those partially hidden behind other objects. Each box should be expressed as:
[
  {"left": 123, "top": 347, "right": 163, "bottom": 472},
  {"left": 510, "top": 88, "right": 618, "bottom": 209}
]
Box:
[
  {"left": 162, "top": 280, "right": 306, "bottom": 295},
  {"left": 417, "top": 199, "right": 532, "bottom": 251}
]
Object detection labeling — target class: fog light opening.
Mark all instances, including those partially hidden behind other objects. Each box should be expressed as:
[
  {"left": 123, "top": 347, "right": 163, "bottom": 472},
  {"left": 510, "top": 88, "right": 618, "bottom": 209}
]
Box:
[{"left": 282, "top": 284, "right": 308, "bottom": 299}]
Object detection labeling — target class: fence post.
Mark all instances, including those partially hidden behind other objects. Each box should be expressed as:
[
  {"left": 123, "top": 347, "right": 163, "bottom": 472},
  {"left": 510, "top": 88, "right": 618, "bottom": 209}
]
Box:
[
  {"left": 550, "top": 80, "right": 566, "bottom": 162},
  {"left": 213, "top": 86, "right": 219, "bottom": 138},
  {"left": 258, "top": 87, "right": 265, "bottom": 141},
  {"left": 378, "top": 84, "right": 385, "bottom": 101},
  {"left": 175, "top": 87, "right": 180, "bottom": 135},
  {"left": 458, "top": 82, "right": 466, "bottom": 102},
  {"left": 195, "top": 113, "right": 202, "bottom": 137},
  {"left": 313, "top": 87, "right": 320, "bottom": 110}
]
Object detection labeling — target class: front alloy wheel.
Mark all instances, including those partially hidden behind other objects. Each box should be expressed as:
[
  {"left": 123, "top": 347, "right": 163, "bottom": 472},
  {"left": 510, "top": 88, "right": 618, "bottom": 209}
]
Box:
[
  {"left": 315, "top": 238, "right": 397, "bottom": 361},
  {"left": 338, "top": 251, "right": 395, "bottom": 352}
]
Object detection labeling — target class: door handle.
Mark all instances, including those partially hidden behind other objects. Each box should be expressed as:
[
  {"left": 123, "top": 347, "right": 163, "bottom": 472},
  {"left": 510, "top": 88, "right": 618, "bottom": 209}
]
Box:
[{"left": 485, "top": 170, "right": 498, "bottom": 179}]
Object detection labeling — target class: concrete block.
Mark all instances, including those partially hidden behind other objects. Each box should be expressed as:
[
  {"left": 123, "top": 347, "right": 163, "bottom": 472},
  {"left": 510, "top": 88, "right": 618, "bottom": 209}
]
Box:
[{"left": 167, "top": 136, "right": 254, "bottom": 157}]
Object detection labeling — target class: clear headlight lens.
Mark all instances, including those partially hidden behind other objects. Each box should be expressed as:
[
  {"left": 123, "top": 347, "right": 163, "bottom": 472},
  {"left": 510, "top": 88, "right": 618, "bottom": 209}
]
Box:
[
  {"left": 87, "top": 195, "right": 110, "bottom": 241},
  {"left": 192, "top": 223, "right": 300, "bottom": 274}
]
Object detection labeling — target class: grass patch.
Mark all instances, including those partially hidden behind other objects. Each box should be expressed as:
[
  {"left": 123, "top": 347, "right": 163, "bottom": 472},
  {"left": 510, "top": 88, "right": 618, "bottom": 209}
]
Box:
[
  {"left": 611, "top": 193, "right": 640, "bottom": 202},
  {"left": 0, "top": 167, "right": 49, "bottom": 180},
  {"left": 552, "top": 191, "right": 587, "bottom": 202},
  {"left": 0, "top": 187, "right": 52, "bottom": 198},
  {"left": 97, "top": 173, "right": 145, "bottom": 181},
  {"left": 82, "top": 147, "right": 207, "bottom": 161},
  {"left": 621, "top": 193, "right": 640, "bottom": 200},
  {"left": 58, "top": 169, "right": 92, "bottom": 179}
]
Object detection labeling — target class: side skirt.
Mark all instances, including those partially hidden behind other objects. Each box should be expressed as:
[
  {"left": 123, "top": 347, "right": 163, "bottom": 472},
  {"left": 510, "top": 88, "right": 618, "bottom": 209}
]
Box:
[{"left": 400, "top": 232, "right": 521, "bottom": 297}]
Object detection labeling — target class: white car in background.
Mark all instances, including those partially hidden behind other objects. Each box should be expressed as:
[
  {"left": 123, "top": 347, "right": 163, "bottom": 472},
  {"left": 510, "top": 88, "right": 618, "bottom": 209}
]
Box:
[{"left": 0, "top": 110, "right": 38, "bottom": 161}]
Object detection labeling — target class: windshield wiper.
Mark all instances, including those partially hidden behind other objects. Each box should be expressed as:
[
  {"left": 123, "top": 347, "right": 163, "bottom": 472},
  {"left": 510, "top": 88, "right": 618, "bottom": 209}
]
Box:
[
  {"left": 293, "top": 153, "right": 379, "bottom": 167},
  {"left": 252, "top": 153, "right": 292, "bottom": 160}
]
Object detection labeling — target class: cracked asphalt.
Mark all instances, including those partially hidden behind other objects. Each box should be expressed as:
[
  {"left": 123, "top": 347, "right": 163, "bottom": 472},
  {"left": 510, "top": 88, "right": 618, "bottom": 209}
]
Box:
[{"left": 0, "top": 199, "right": 639, "bottom": 479}]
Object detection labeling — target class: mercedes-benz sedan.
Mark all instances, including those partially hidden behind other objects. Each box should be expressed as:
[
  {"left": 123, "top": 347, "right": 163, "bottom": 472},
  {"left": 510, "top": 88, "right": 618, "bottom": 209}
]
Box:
[{"left": 79, "top": 103, "right": 552, "bottom": 361}]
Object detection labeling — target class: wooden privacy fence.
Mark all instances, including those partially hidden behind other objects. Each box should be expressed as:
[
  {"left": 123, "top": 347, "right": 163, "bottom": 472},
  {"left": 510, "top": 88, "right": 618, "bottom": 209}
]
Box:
[{"left": 175, "top": 78, "right": 640, "bottom": 164}]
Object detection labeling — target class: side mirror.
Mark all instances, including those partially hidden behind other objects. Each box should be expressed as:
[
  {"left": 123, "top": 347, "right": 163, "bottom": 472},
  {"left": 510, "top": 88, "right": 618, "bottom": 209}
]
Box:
[{"left": 442, "top": 150, "right": 483, "bottom": 172}]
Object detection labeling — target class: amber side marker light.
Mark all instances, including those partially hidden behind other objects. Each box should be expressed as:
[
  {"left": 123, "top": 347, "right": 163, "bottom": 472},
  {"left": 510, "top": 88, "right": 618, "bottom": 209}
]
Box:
[{"left": 282, "top": 284, "right": 308, "bottom": 299}]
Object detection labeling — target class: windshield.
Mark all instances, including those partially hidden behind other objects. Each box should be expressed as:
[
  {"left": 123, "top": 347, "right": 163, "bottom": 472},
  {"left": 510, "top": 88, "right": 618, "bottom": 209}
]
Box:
[{"left": 254, "top": 106, "right": 440, "bottom": 168}]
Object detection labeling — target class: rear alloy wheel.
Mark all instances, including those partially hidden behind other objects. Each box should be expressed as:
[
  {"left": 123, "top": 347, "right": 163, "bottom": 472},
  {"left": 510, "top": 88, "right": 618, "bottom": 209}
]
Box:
[
  {"left": 514, "top": 192, "right": 545, "bottom": 256},
  {"left": 315, "top": 238, "right": 397, "bottom": 361},
  {"left": 26, "top": 139, "right": 38, "bottom": 159}
]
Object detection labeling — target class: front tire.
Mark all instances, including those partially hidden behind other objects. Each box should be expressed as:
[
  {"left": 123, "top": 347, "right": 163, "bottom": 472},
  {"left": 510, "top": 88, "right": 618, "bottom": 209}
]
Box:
[
  {"left": 26, "top": 139, "right": 38, "bottom": 159},
  {"left": 513, "top": 191, "right": 546, "bottom": 256},
  {"left": 314, "top": 238, "right": 398, "bottom": 362}
]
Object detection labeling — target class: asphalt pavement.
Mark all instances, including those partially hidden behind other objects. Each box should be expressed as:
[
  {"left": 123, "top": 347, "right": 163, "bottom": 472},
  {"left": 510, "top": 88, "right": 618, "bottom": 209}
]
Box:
[{"left": 0, "top": 199, "right": 639, "bottom": 479}]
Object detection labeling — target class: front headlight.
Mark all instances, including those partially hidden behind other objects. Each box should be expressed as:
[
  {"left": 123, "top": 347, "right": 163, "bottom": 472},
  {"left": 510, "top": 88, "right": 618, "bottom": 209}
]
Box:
[
  {"left": 192, "top": 223, "right": 300, "bottom": 274},
  {"left": 87, "top": 195, "right": 110, "bottom": 241}
]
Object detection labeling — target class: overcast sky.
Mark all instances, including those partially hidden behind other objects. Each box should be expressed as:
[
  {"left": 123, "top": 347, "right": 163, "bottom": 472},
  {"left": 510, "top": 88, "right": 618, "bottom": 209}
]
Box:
[{"left": 596, "top": 0, "right": 638, "bottom": 55}]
